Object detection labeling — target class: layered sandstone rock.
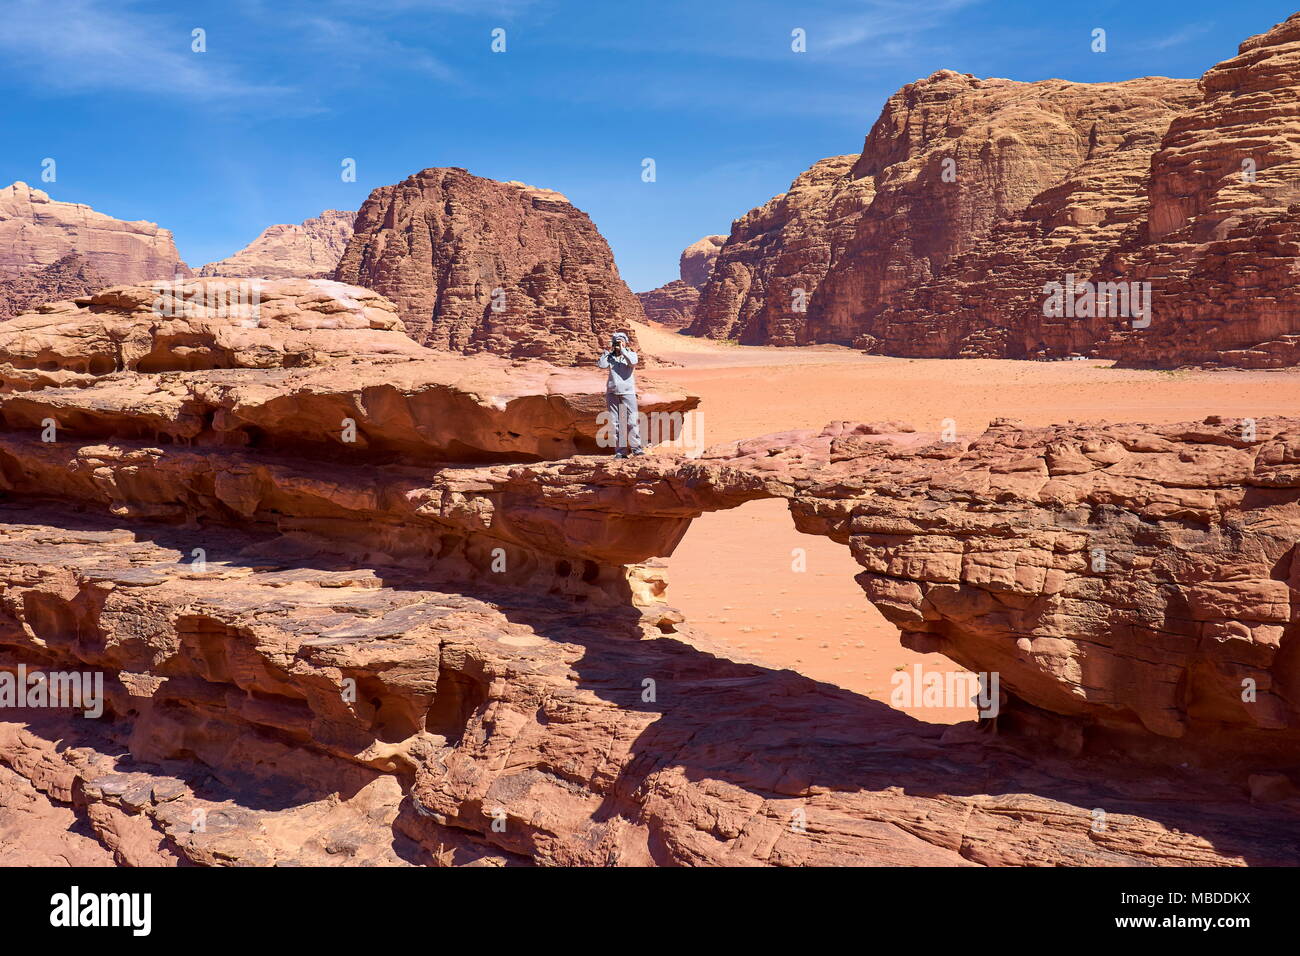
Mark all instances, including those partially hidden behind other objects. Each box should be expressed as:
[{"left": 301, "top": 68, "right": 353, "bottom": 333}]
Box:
[
  {"left": 0, "top": 254, "right": 107, "bottom": 322},
  {"left": 199, "top": 210, "right": 355, "bottom": 279},
  {"left": 871, "top": 77, "right": 1200, "bottom": 358},
  {"left": 334, "top": 168, "right": 643, "bottom": 364},
  {"left": 2, "top": 287, "right": 1299, "bottom": 866},
  {"left": 0, "top": 278, "right": 417, "bottom": 391},
  {"left": 8, "top": 502, "right": 1298, "bottom": 867},
  {"left": 1146, "top": 15, "right": 1300, "bottom": 241},
  {"left": 689, "top": 12, "right": 1300, "bottom": 367},
  {"left": 690, "top": 75, "right": 1197, "bottom": 348},
  {"left": 0, "top": 182, "right": 189, "bottom": 288},
  {"left": 2, "top": 413, "right": 1300, "bottom": 864},
  {"left": 0, "top": 278, "right": 697, "bottom": 460},
  {"left": 690, "top": 155, "right": 865, "bottom": 344},
  {"left": 637, "top": 235, "right": 725, "bottom": 328},
  {"left": 700, "top": 417, "right": 1300, "bottom": 761},
  {"left": 1091, "top": 14, "right": 1300, "bottom": 367}
]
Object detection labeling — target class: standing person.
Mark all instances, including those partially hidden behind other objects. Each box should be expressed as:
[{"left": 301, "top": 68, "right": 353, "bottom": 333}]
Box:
[{"left": 598, "top": 331, "right": 643, "bottom": 458}]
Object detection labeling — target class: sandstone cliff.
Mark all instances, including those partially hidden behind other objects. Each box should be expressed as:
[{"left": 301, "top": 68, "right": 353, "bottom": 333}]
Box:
[
  {"left": 691, "top": 155, "right": 866, "bottom": 344},
  {"left": 334, "top": 168, "right": 643, "bottom": 364},
  {"left": 0, "top": 182, "right": 189, "bottom": 291},
  {"left": 1094, "top": 13, "right": 1300, "bottom": 367},
  {"left": 690, "top": 75, "right": 1198, "bottom": 348},
  {"left": 690, "top": 13, "right": 1300, "bottom": 368},
  {"left": 0, "top": 254, "right": 107, "bottom": 321},
  {"left": 636, "top": 234, "right": 725, "bottom": 328},
  {"left": 199, "top": 210, "right": 355, "bottom": 279}
]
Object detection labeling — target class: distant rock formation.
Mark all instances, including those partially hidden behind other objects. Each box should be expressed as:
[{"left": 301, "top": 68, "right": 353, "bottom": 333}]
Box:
[
  {"left": 199, "top": 209, "right": 355, "bottom": 279},
  {"left": 865, "top": 74, "right": 1198, "bottom": 359},
  {"left": 690, "top": 155, "right": 867, "bottom": 345},
  {"left": 637, "top": 234, "right": 725, "bottom": 328},
  {"left": 679, "top": 235, "right": 726, "bottom": 289},
  {"left": 0, "top": 182, "right": 189, "bottom": 290},
  {"left": 334, "top": 167, "right": 644, "bottom": 364},
  {"left": 688, "top": 12, "right": 1300, "bottom": 368},
  {"left": 0, "top": 253, "right": 107, "bottom": 321},
  {"left": 1094, "top": 13, "right": 1300, "bottom": 367},
  {"left": 689, "top": 75, "right": 1198, "bottom": 348}
]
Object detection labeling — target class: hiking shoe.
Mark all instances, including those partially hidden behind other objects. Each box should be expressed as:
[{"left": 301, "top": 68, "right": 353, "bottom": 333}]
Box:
[{"left": 614, "top": 452, "right": 627, "bottom": 459}]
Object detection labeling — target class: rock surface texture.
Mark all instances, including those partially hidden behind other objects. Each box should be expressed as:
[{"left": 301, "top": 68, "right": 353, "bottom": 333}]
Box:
[
  {"left": 0, "top": 278, "right": 696, "bottom": 460},
  {"left": 1, "top": 282, "right": 1298, "bottom": 866},
  {"left": 637, "top": 235, "right": 726, "bottom": 329},
  {"left": 334, "top": 168, "right": 644, "bottom": 364},
  {"left": 689, "top": 13, "right": 1300, "bottom": 368},
  {"left": 0, "top": 182, "right": 188, "bottom": 294},
  {"left": 0, "top": 254, "right": 108, "bottom": 322},
  {"left": 200, "top": 210, "right": 355, "bottom": 280}
]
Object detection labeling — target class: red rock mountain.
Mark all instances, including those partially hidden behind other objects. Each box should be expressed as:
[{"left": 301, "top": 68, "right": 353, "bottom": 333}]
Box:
[
  {"left": 334, "top": 167, "right": 643, "bottom": 364},
  {"left": 200, "top": 209, "right": 355, "bottom": 279},
  {"left": 0, "top": 182, "right": 189, "bottom": 289},
  {"left": 637, "top": 234, "right": 725, "bottom": 328},
  {"left": 690, "top": 13, "right": 1300, "bottom": 368}
]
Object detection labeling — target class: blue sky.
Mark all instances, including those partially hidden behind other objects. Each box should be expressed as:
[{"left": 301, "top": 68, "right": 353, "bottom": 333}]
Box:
[{"left": 0, "top": 0, "right": 1293, "bottom": 291}]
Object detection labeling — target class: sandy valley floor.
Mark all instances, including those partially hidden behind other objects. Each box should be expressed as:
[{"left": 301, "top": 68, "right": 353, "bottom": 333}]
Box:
[{"left": 637, "top": 321, "right": 1300, "bottom": 724}]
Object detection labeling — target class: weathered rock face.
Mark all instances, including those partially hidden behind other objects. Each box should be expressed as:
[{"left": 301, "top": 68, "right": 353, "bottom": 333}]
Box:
[
  {"left": 689, "top": 76, "right": 1199, "bottom": 347},
  {"left": 679, "top": 234, "right": 727, "bottom": 289},
  {"left": 0, "top": 182, "right": 189, "bottom": 288},
  {"left": 1090, "top": 14, "right": 1300, "bottom": 368},
  {"left": 2, "top": 288, "right": 1299, "bottom": 866},
  {"left": 0, "top": 278, "right": 417, "bottom": 391},
  {"left": 870, "top": 77, "right": 1199, "bottom": 359},
  {"left": 334, "top": 168, "right": 643, "bottom": 364},
  {"left": 199, "top": 210, "right": 355, "bottom": 279},
  {"left": 0, "top": 254, "right": 107, "bottom": 321},
  {"left": 0, "top": 279, "right": 697, "bottom": 461},
  {"left": 1147, "top": 15, "right": 1300, "bottom": 242},
  {"left": 689, "top": 13, "right": 1300, "bottom": 367},
  {"left": 2, "top": 419, "right": 1299, "bottom": 863},
  {"left": 637, "top": 235, "right": 726, "bottom": 328},
  {"left": 690, "top": 155, "right": 866, "bottom": 344},
  {"left": 10, "top": 502, "right": 1299, "bottom": 867},
  {"left": 697, "top": 418, "right": 1300, "bottom": 763}
]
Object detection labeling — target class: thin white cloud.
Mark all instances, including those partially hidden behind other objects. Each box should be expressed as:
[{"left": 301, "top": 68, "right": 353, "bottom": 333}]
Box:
[
  {"left": 814, "top": 0, "right": 981, "bottom": 54},
  {"left": 1133, "top": 22, "right": 1214, "bottom": 52},
  {"left": 0, "top": 0, "right": 293, "bottom": 102},
  {"left": 297, "top": 16, "right": 460, "bottom": 83},
  {"left": 539, "top": 0, "right": 982, "bottom": 62}
]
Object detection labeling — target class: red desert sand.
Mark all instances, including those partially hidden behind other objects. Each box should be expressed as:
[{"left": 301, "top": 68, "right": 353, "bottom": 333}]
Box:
[{"left": 638, "top": 321, "right": 1300, "bottom": 723}]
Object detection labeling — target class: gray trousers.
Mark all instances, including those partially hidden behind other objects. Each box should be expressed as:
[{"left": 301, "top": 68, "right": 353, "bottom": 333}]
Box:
[{"left": 605, "top": 390, "right": 641, "bottom": 453}]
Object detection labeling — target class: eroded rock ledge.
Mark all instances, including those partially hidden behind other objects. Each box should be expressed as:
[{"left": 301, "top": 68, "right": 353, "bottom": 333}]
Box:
[
  {"left": 4, "top": 503, "right": 1299, "bottom": 866},
  {"left": 1, "top": 282, "right": 1297, "bottom": 865}
]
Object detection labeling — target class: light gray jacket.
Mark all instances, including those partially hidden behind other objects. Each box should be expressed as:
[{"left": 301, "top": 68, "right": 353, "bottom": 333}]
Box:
[{"left": 598, "top": 346, "right": 638, "bottom": 395}]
